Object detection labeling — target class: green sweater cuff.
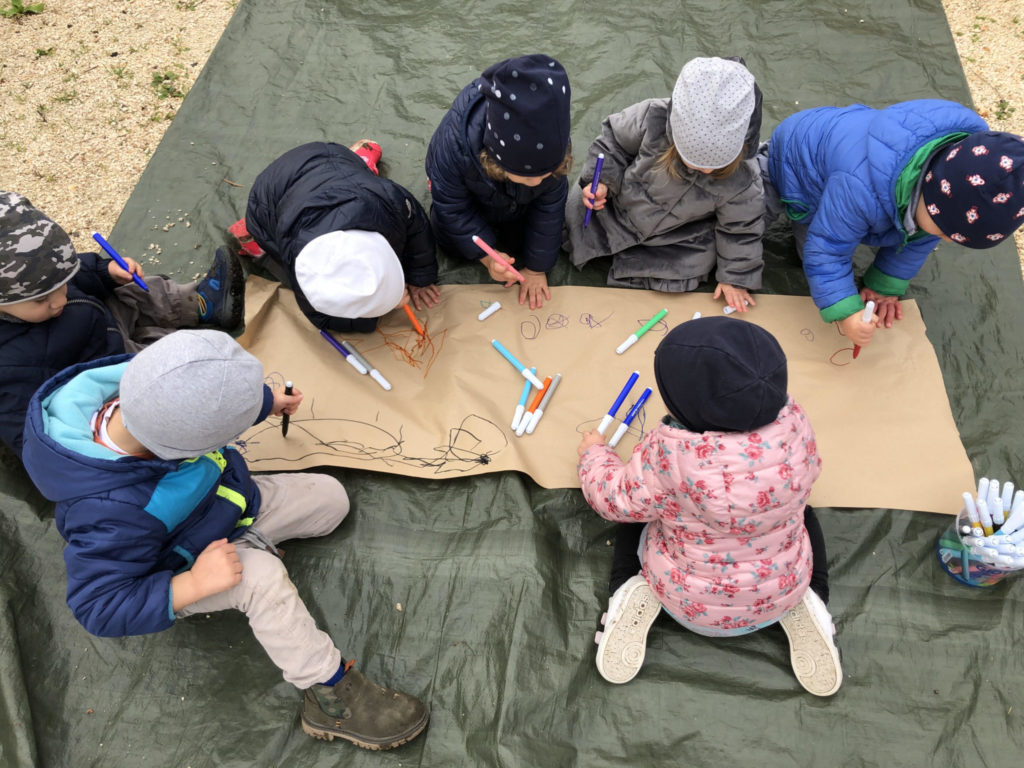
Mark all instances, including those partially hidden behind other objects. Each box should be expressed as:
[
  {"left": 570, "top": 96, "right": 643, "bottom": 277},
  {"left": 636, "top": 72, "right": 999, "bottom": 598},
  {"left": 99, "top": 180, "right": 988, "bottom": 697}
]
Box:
[
  {"left": 863, "top": 265, "right": 910, "bottom": 297},
  {"left": 820, "top": 294, "right": 865, "bottom": 323}
]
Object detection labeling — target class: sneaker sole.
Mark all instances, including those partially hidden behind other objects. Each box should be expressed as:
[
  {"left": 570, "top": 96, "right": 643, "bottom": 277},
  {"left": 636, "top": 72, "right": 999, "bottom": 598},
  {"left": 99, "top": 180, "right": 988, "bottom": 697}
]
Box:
[
  {"left": 779, "top": 599, "right": 843, "bottom": 697},
  {"left": 220, "top": 247, "right": 245, "bottom": 329},
  {"left": 594, "top": 579, "right": 660, "bottom": 684},
  {"left": 299, "top": 710, "right": 429, "bottom": 750}
]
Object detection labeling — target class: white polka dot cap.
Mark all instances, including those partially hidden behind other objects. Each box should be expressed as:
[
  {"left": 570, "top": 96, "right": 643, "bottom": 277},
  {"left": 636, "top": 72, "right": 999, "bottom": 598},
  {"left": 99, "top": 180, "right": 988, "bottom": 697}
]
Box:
[
  {"left": 294, "top": 230, "right": 405, "bottom": 319},
  {"left": 669, "top": 57, "right": 756, "bottom": 171},
  {"left": 479, "top": 54, "right": 571, "bottom": 176}
]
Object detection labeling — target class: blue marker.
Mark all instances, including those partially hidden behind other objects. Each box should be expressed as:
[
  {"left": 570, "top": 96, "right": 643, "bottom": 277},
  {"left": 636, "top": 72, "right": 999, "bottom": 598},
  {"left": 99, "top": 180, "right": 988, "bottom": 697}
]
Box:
[
  {"left": 597, "top": 371, "right": 639, "bottom": 435},
  {"left": 511, "top": 368, "right": 536, "bottom": 431},
  {"left": 608, "top": 387, "right": 652, "bottom": 448},
  {"left": 583, "top": 153, "right": 605, "bottom": 228},
  {"left": 491, "top": 339, "right": 544, "bottom": 388},
  {"left": 92, "top": 232, "right": 149, "bottom": 292}
]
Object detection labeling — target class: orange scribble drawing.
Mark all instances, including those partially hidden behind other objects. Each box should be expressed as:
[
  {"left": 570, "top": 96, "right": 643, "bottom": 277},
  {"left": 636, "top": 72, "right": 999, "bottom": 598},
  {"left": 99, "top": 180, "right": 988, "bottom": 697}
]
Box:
[{"left": 373, "top": 323, "right": 448, "bottom": 378}]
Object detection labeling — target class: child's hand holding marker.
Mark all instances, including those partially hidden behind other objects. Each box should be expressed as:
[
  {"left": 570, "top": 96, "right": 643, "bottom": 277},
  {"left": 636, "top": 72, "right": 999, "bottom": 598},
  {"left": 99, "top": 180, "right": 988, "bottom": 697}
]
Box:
[
  {"left": 860, "top": 287, "right": 902, "bottom": 328},
  {"left": 272, "top": 383, "right": 303, "bottom": 417},
  {"left": 715, "top": 284, "right": 754, "bottom": 314},
  {"left": 577, "top": 429, "right": 607, "bottom": 458},
  {"left": 841, "top": 301, "right": 878, "bottom": 349}
]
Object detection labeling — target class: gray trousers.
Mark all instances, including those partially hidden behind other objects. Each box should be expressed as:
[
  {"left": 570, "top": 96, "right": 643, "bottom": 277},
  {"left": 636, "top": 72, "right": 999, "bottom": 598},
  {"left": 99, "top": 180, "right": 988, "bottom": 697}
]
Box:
[
  {"left": 106, "top": 277, "right": 199, "bottom": 353},
  {"left": 177, "top": 473, "right": 350, "bottom": 689}
]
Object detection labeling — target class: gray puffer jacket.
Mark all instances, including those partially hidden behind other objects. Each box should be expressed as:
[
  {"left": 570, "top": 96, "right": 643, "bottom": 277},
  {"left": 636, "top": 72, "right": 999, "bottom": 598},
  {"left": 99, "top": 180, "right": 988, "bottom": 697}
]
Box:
[{"left": 564, "top": 98, "right": 764, "bottom": 291}]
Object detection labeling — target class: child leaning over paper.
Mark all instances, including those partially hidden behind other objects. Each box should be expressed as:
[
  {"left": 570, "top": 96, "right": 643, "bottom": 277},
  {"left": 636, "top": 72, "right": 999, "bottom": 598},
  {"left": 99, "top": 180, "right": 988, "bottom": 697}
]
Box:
[{"left": 577, "top": 316, "right": 841, "bottom": 696}]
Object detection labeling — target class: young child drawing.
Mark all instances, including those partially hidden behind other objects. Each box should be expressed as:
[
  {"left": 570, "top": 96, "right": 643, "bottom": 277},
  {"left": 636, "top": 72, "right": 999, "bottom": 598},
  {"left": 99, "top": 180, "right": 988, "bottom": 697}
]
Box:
[{"left": 564, "top": 57, "right": 764, "bottom": 314}]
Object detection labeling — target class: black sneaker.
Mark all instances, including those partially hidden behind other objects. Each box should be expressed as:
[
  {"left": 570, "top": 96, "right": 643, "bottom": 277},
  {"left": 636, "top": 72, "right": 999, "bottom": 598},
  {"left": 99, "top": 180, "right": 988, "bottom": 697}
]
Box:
[
  {"left": 196, "top": 246, "right": 244, "bottom": 329},
  {"left": 301, "top": 666, "right": 429, "bottom": 750}
]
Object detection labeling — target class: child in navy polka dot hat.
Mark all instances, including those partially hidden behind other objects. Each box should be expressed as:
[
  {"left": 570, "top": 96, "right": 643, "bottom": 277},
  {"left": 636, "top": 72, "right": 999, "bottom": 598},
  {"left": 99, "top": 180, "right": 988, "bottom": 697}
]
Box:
[
  {"left": 425, "top": 54, "right": 573, "bottom": 310},
  {"left": 762, "top": 99, "right": 1023, "bottom": 351},
  {"left": 563, "top": 57, "right": 764, "bottom": 313}
]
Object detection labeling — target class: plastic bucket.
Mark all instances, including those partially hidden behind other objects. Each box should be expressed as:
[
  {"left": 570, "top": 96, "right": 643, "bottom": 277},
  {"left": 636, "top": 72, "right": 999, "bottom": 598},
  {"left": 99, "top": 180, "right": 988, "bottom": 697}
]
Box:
[{"left": 936, "top": 509, "right": 1017, "bottom": 588}]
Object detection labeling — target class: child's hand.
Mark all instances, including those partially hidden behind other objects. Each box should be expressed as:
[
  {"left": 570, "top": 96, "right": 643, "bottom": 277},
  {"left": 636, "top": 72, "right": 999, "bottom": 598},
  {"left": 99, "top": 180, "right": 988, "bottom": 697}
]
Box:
[
  {"left": 482, "top": 251, "right": 519, "bottom": 284},
  {"left": 838, "top": 310, "right": 877, "bottom": 347},
  {"left": 859, "top": 288, "right": 901, "bottom": 328},
  {"left": 517, "top": 268, "right": 551, "bottom": 310},
  {"left": 577, "top": 429, "right": 607, "bottom": 458},
  {"left": 170, "top": 538, "right": 242, "bottom": 610},
  {"left": 272, "top": 385, "right": 303, "bottom": 417},
  {"left": 107, "top": 256, "right": 145, "bottom": 285},
  {"left": 582, "top": 182, "right": 608, "bottom": 211},
  {"left": 714, "top": 283, "right": 755, "bottom": 313},
  {"left": 408, "top": 283, "right": 441, "bottom": 310}
]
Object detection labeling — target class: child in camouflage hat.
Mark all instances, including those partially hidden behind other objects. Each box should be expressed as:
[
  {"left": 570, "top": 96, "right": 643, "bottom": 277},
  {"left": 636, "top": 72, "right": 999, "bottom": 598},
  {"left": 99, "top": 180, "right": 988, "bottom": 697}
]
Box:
[{"left": 0, "top": 191, "right": 244, "bottom": 458}]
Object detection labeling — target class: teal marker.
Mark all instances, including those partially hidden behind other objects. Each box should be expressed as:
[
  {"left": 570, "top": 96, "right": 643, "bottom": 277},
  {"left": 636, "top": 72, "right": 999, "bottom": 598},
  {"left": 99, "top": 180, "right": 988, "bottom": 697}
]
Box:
[{"left": 616, "top": 308, "right": 668, "bottom": 354}]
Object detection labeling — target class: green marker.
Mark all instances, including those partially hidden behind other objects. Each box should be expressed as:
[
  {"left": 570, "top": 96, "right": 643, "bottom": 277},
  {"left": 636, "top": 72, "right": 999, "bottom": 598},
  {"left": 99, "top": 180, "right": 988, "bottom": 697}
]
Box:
[{"left": 616, "top": 308, "right": 668, "bottom": 354}]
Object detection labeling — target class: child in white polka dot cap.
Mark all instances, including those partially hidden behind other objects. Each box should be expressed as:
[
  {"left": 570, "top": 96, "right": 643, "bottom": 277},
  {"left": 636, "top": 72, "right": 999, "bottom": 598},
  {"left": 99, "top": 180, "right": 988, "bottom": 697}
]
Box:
[
  {"left": 426, "top": 54, "right": 573, "bottom": 310},
  {"left": 564, "top": 56, "right": 764, "bottom": 313}
]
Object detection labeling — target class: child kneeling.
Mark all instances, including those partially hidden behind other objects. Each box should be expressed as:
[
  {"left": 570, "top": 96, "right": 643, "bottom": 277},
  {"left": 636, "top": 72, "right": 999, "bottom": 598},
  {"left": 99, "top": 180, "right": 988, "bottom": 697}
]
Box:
[
  {"left": 22, "top": 329, "right": 429, "bottom": 749},
  {"left": 577, "top": 317, "right": 841, "bottom": 696}
]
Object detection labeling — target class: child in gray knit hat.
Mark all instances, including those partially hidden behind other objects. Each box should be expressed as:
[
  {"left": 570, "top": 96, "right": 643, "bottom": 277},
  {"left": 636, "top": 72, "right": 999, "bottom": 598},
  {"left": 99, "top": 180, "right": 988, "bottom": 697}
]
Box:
[
  {"left": 20, "top": 329, "right": 429, "bottom": 751},
  {"left": 0, "top": 191, "right": 245, "bottom": 458},
  {"left": 564, "top": 57, "right": 764, "bottom": 313}
]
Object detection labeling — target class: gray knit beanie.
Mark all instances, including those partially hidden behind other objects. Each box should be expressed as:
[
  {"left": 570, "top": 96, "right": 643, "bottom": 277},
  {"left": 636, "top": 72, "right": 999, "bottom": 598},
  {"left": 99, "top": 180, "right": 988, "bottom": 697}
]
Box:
[
  {"left": 120, "top": 329, "right": 265, "bottom": 459},
  {"left": 669, "top": 57, "right": 756, "bottom": 171},
  {"left": 0, "top": 191, "right": 80, "bottom": 306}
]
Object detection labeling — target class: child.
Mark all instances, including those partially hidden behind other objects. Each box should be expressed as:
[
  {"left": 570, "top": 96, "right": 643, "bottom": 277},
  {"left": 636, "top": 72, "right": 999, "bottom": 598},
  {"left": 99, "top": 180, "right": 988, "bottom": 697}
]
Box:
[
  {"left": 21, "top": 329, "right": 429, "bottom": 749},
  {"left": 564, "top": 57, "right": 764, "bottom": 313},
  {"left": 576, "top": 317, "right": 841, "bottom": 696},
  {"left": 761, "top": 101, "right": 1024, "bottom": 348},
  {"left": 425, "top": 53, "right": 573, "bottom": 310},
  {"left": 0, "top": 191, "right": 243, "bottom": 459},
  {"left": 239, "top": 141, "right": 440, "bottom": 334}
]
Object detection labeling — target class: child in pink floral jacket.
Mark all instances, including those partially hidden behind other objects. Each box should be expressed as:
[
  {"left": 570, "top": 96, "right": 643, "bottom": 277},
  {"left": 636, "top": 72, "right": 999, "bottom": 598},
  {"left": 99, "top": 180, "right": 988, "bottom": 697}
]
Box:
[{"left": 576, "top": 316, "right": 842, "bottom": 696}]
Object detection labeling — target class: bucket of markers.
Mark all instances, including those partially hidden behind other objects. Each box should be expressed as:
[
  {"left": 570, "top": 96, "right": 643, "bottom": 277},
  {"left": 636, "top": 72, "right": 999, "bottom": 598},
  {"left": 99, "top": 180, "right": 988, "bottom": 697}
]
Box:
[{"left": 935, "top": 478, "right": 1024, "bottom": 588}]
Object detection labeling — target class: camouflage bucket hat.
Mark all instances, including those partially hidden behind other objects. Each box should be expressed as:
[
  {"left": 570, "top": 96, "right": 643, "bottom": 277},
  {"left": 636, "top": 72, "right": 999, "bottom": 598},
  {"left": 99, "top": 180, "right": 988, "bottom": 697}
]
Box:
[{"left": 0, "top": 191, "right": 80, "bottom": 306}]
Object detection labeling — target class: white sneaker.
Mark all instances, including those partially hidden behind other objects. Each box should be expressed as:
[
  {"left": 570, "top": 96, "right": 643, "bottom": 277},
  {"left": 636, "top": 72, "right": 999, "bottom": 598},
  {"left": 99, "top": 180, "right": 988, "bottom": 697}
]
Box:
[
  {"left": 779, "top": 588, "right": 843, "bottom": 696},
  {"left": 594, "top": 575, "right": 660, "bottom": 684}
]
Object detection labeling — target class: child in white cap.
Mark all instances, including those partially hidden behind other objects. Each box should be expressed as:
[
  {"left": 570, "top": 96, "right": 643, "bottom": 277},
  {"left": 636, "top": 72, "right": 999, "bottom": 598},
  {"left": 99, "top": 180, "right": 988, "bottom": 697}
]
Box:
[
  {"left": 20, "top": 329, "right": 429, "bottom": 750},
  {"left": 239, "top": 142, "right": 440, "bottom": 334},
  {"left": 564, "top": 57, "right": 764, "bottom": 314}
]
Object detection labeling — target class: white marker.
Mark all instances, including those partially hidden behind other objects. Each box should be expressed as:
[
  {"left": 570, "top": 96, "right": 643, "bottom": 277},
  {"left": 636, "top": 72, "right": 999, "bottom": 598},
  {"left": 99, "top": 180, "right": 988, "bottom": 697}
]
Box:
[
  {"left": 998, "top": 490, "right": 1024, "bottom": 536},
  {"left": 963, "top": 492, "right": 984, "bottom": 538},
  {"left": 722, "top": 301, "right": 749, "bottom": 315},
  {"left": 977, "top": 477, "right": 990, "bottom": 502},
  {"left": 1001, "top": 481, "right": 1015, "bottom": 512},
  {"left": 691, "top": 311, "right": 701, "bottom": 320},
  {"left": 525, "top": 373, "right": 562, "bottom": 434},
  {"left": 341, "top": 341, "right": 391, "bottom": 391},
  {"left": 977, "top": 498, "right": 995, "bottom": 536},
  {"left": 478, "top": 301, "right": 502, "bottom": 321},
  {"left": 510, "top": 369, "right": 535, "bottom": 431}
]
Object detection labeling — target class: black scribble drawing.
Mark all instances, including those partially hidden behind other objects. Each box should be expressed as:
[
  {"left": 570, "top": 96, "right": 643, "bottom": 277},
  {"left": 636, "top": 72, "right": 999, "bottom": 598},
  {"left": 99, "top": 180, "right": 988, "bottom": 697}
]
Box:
[{"left": 235, "top": 405, "right": 507, "bottom": 475}]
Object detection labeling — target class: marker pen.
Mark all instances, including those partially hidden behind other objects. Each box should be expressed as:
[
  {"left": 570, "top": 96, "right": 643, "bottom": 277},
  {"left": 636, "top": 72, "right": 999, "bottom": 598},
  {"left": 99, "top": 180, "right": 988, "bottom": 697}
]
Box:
[
  {"left": 491, "top": 339, "right": 544, "bottom": 388},
  {"left": 478, "top": 301, "right": 502, "bottom": 321},
  {"left": 608, "top": 387, "right": 653, "bottom": 448},
  {"left": 997, "top": 490, "right": 1024, "bottom": 536},
  {"left": 320, "top": 329, "right": 368, "bottom": 374},
  {"left": 340, "top": 341, "right": 391, "bottom": 391},
  {"left": 616, "top": 309, "right": 668, "bottom": 355},
  {"left": 597, "top": 371, "right": 640, "bottom": 435},
  {"left": 963, "top": 491, "right": 984, "bottom": 538},
  {"left": 526, "top": 373, "right": 562, "bottom": 434},
  {"left": 473, "top": 235, "right": 525, "bottom": 283},
  {"left": 851, "top": 300, "right": 875, "bottom": 359},
  {"left": 511, "top": 368, "right": 535, "bottom": 431},
  {"left": 92, "top": 232, "right": 149, "bottom": 292},
  {"left": 517, "top": 376, "right": 552, "bottom": 437},
  {"left": 281, "top": 381, "right": 293, "bottom": 437},
  {"left": 403, "top": 304, "right": 426, "bottom": 337},
  {"left": 583, "top": 153, "right": 605, "bottom": 229},
  {"left": 977, "top": 497, "right": 995, "bottom": 536}
]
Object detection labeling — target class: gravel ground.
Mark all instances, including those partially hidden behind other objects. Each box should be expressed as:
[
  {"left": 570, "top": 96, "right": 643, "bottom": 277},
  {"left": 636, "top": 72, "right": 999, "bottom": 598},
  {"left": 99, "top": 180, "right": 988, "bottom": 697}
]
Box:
[{"left": 0, "top": 0, "right": 1022, "bottom": 272}]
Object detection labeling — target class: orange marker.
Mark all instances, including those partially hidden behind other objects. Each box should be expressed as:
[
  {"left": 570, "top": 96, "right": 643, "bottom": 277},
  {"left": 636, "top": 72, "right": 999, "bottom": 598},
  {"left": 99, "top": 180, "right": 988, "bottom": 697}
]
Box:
[
  {"left": 403, "top": 304, "right": 426, "bottom": 337},
  {"left": 516, "top": 376, "right": 552, "bottom": 437}
]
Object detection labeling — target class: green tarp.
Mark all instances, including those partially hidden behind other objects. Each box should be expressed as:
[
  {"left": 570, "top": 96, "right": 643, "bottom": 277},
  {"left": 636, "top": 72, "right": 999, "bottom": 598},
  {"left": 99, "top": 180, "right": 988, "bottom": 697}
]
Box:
[{"left": 3, "top": 1, "right": 1024, "bottom": 766}]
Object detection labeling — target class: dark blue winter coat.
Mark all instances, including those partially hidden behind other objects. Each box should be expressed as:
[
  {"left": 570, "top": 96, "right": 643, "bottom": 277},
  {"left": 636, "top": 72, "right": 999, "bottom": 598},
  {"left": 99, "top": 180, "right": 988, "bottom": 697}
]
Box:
[
  {"left": 21, "top": 355, "right": 273, "bottom": 638},
  {"left": 767, "top": 99, "right": 988, "bottom": 322},
  {"left": 0, "top": 252, "right": 123, "bottom": 458},
  {"left": 425, "top": 80, "right": 568, "bottom": 272},
  {"left": 245, "top": 142, "right": 437, "bottom": 333}
]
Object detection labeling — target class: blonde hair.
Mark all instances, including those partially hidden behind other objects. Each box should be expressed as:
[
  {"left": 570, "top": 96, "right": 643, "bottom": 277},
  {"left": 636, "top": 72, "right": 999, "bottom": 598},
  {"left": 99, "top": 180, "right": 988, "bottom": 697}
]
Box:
[
  {"left": 655, "top": 142, "right": 744, "bottom": 180},
  {"left": 478, "top": 148, "right": 574, "bottom": 182}
]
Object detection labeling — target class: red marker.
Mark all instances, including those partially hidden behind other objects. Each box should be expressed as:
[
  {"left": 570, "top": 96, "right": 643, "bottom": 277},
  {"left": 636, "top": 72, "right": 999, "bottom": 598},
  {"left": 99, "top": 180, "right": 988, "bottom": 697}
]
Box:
[
  {"left": 403, "top": 304, "right": 426, "bottom": 337},
  {"left": 851, "top": 300, "right": 876, "bottom": 359},
  {"left": 472, "top": 235, "right": 525, "bottom": 283}
]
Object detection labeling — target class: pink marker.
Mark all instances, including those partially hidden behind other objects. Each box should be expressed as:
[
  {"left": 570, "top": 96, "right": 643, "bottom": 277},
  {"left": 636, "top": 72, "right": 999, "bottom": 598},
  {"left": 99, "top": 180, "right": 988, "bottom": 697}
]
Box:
[{"left": 472, "top": 235, "right": 525, "bottom": 283}]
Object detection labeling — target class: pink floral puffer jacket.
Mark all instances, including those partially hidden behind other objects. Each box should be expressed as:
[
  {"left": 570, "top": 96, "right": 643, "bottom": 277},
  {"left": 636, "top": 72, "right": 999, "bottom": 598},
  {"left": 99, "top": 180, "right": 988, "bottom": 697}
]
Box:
[{"left": 578, "top": 397, "right": 822, "bottom": 633}]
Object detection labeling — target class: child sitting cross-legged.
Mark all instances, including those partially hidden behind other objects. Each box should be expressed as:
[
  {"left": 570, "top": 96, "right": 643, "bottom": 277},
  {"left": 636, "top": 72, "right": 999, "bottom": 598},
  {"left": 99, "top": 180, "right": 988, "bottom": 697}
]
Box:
[
  {"left": 577, "top": 317, "right": 841, "bottom": 696},
  {"left": 21, "top": 329, "right": 429, "bottom": 749}
]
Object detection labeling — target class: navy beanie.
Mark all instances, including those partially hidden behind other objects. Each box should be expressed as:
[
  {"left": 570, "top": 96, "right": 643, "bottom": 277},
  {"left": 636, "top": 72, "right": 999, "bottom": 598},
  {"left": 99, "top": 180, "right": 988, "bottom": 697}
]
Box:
[
  {"left": 653, "top": 317, "right": 788, "bottom": 433},
  {"left": 478, "top": 54, "right": 571, "bottom": 176},
  {"left": 920, "top": 131, "right": 1024, "bottom": 248}
]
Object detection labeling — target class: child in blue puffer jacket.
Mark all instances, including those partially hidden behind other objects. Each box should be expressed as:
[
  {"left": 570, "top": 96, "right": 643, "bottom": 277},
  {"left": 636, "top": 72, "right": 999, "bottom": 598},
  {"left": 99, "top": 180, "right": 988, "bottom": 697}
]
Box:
[
  {"left": 761, "top": 100, "right": 1024, "bottom": 349},
  {"left": 21, "top": 329, "right": 429, "bottom": 751}
]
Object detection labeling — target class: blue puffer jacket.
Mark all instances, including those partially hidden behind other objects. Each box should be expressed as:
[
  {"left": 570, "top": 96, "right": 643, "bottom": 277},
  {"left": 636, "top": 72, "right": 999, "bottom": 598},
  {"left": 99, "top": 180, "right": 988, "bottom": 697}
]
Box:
[
  {"left": 425, "top": 80, "right": 568, "bottom": 272},
  {"left": 767, "top": 99, "right": 987, "bottom": 321},
  {"left": 246, "top": 142, "right": 437, "bottom": 333},
  {"left": 22, "top": 355, "right": 273, "bottom": 638},
  {"left": 0, "top": 252, "right": 123, "bottom": 458}
]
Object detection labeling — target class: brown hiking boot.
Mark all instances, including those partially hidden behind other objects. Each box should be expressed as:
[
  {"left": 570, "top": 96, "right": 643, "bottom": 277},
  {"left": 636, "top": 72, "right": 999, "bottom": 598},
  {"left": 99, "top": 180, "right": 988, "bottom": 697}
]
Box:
[{"left": 300, "top": 666, "right": 429, "bottom": 750}]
